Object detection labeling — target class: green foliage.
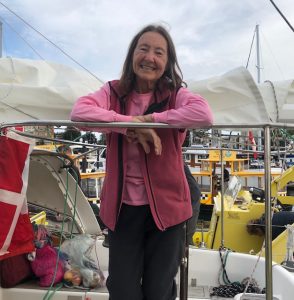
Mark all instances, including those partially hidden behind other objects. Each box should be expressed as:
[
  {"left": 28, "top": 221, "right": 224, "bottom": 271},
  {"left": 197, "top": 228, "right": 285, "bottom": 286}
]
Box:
[
  {"left": 98, "top": 133, "right": 106, "bottom": 145},
  {"left": 82, "top": 132, "right": 96, "bottom": 144},
  {"left": 61, "top": 127, "right": 81, "bottom": 141}
]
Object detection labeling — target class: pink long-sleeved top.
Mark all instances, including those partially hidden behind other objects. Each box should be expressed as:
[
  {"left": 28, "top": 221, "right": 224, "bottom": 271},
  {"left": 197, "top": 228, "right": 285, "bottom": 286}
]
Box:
[{"left": 71, "top": 83, "right": 213, "bottom": 206}]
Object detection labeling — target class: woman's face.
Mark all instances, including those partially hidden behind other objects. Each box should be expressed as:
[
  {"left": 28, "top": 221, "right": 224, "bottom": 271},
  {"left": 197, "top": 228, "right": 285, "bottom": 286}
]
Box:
[{"left": 132, "top": 31, "right": 168, "bottom": 93}]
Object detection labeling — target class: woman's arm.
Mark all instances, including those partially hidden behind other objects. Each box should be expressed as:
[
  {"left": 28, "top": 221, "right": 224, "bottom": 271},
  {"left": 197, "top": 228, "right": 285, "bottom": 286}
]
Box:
[
  {"left": 142, "top": 88, "right": 213, "bottom": 128},
  {"left": 70, "top": 83, "right": 132, "bottom": 133}
]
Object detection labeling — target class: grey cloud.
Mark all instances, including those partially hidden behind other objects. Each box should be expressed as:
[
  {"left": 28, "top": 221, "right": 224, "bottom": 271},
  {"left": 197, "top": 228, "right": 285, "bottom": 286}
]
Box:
[{"left": 2, "top": 0, "right": 294, "bottom": 82}]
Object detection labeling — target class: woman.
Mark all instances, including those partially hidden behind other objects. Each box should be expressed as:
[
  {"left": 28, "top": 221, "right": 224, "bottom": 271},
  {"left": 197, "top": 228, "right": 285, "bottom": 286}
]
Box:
[{"left": 71, "top": 24, "right": 213, "bottom": 300}]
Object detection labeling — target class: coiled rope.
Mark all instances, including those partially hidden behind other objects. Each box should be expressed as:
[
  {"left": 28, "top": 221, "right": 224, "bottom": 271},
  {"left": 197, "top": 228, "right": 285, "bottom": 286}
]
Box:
[
  {"left": 210, "top": 280, "right": 261, "bottom": 298},
  {"left": 210, "top": 248, "right": 262, "bottom": 298}
]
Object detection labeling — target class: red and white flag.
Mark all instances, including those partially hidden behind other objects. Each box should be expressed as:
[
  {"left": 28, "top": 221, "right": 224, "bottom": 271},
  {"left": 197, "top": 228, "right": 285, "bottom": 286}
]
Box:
[{"left": 0, "top": 130, "right": 35, "bottom": 260}]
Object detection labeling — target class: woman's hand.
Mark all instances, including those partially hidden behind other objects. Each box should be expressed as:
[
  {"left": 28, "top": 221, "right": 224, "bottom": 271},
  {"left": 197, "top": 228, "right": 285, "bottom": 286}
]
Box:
[
  {"left": 135, "top": 128, "right": 162, "bottom": 155},
  {"left": 132, "top": 114, "right": 153, "bottom": 123},
  {"left": 126, "top": 128, "right": 162, "bottom": 155},
  {"left": 126, "top": 115, "right": 161, "bottom": 155}
]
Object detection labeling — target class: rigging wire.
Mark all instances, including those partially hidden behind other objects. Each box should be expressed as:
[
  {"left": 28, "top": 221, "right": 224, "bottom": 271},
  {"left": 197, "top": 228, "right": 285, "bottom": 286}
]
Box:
[
  {"left": 269, "top": 0, "right": 294, "bottom": 33},
  {"left": 0, "top": 16, "right": 44, "bottom": 60},
  {"left": 246, "top": 28, "right": 256, "bottom": 69},
  {"left": 261, "top": 30, "right": 285, "bottom": 81},
  {"left": 245, "top": 26, "right": 264, "bottom": 83},
  {"left": 0, "top": 1, "right": 104, "bottom": 83}
]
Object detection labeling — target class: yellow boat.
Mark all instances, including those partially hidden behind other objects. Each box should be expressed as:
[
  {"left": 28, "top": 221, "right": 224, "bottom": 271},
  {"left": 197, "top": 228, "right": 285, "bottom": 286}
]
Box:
[{"left": 193, "top": 165, "right": 294, "bottom": 265}]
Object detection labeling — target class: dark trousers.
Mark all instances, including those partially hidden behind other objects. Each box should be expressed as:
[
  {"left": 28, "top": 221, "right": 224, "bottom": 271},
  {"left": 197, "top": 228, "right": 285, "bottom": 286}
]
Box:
[{"left": 107, "top": 204, "right": 185, "bottom": 300}]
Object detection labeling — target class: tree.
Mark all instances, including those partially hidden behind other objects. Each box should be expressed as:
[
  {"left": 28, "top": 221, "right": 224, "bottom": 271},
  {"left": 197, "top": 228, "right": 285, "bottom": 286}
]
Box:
[{"left": 61, "top": 127, "right": 81, "bottom": 141}]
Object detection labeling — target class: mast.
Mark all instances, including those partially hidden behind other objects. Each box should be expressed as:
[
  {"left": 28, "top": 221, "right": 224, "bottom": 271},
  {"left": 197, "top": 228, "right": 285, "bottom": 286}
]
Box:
[
  {"left": 256, "top": 24, "right": 274, "bottom": 300},
  {"left": 0, "top": 21, "right": 2, "bottom": 57},
  {"left": 256, "top": 24, "right": 263, "bottom": 152}
]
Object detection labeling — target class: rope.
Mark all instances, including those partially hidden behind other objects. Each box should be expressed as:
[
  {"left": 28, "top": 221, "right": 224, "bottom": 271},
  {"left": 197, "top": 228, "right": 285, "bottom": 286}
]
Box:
[
  {"left": 246, "top": 28, "right": 256, "bottom": 69},
  {"left": 42, "top": 165, "right": 79, "bottom": 300},
  {"left": 212, "top": 247, "right": 263, "bottom": 297},
  {"left": 218, "top": 248, "right": 232, "bottom": 285},
  {"left": 42, "top": 283, "right": 63, "bottom": 300},
  {"left": 269, "top": 0, "right": 294, "bottom": 33},
  {"left": 242, "top": 241, "right": 265, "bottom": 295},
  {"left": 210, "top": 280, "right": 260, "bottom": 298},
  {"left": 0, "top": 16, "right": 45, "bottom": 59}
]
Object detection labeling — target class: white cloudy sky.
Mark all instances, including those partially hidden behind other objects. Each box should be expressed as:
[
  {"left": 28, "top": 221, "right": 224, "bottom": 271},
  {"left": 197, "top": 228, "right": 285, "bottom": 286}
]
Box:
[{"left": 1, "top": 0, "right": 294, "bottom": 84}]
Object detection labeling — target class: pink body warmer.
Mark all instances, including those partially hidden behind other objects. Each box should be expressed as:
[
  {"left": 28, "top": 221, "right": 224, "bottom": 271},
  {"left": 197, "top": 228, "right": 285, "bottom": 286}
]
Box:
[{"left": 100, "top": 81, "right": 192, "bottom": 231}]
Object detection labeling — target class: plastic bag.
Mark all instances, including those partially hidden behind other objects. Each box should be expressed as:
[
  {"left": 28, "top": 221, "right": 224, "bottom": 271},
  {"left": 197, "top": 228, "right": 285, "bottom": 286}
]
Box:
[
  {"left": 61, "top": 234, "right": 104, "bottom": 288},
  {"left": 224, "top": 175, "right": 242, "bottom": 209}
]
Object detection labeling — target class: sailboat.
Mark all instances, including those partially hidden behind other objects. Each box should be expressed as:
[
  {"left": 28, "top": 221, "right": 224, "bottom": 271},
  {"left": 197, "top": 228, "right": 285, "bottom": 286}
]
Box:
[
  {"left": 1, "top": 55, "right": 294, "bottom": 300},
  {"left": 1, "top": 0, "right": 294, "bottom": 295}
]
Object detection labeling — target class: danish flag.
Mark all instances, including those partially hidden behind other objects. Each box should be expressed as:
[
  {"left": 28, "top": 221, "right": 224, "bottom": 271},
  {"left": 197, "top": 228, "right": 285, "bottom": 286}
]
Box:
[{"left": 0, "top": 130, "right": 35, "bottom": 260}]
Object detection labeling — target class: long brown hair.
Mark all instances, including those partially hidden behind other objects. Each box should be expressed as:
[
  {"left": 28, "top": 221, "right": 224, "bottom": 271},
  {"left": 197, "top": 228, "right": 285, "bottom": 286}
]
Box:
[{"left": 119, "top": 24, "right": 184, "bottom": 95}]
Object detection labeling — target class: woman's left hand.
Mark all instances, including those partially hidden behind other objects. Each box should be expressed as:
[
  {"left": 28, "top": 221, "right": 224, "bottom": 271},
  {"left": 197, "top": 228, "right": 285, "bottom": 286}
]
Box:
[
  {"left": 126, "top": 115, "right": 162, "bottom": 155},
  {"left": 126, "top": 114, "right": 161, "bottom": 155},
  {"left": 126, "top": 127, "right": 162, "bottom": 155},
  {"left": 135, "top": 128, "right": 162, "bottom": 155}
]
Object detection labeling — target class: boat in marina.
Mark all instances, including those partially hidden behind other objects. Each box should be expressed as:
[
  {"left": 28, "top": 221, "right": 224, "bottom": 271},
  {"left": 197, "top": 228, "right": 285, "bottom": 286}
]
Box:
[
  {"left": 1, "top": 57, "right": 294, "bottom": 299},
  {"left": 192, "top": 164, "right": 294, "bottom": 256},
  {"left": 1, "top": 0, "right": 294, "bottom": 294}
]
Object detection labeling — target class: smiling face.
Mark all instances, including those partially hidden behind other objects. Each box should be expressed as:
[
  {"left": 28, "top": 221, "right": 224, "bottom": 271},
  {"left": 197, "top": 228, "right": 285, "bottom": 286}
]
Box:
[{"left": 132, "top": 31, "right": 168, "bottom": 93}]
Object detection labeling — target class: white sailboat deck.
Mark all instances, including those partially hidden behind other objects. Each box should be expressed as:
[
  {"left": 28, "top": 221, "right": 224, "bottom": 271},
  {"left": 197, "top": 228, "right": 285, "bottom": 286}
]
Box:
[{"left": 5, "top": 282, "right": 233, "bottom": 300}]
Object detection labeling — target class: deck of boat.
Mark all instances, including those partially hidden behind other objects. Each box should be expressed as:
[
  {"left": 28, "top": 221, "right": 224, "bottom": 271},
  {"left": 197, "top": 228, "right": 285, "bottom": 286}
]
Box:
[{"left": 11, "top": 280, "right": 235, "bottom": 299}]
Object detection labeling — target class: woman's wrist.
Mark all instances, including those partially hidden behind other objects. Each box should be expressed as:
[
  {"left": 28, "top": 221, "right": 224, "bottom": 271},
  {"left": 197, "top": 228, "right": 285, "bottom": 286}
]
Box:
[
  {"left": 132, "top": 114, "right": 154, "bottom": 122},
  {"left": 144, "top": 114, "right": 153, "bottom": 122}
]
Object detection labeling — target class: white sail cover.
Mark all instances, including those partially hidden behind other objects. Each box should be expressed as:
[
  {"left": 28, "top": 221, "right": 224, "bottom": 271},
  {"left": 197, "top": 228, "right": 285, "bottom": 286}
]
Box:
[
  {"left": 0, "top": 57, "right": 103, "bottom": 122},
  {"left": 188, "top": 67, "right": 271, "bottom": 125},
  {"left": 189, "top": 66, "right": 294, "bottom": 125},
  {"left": 259, "top": 79, "right": 294, "bottom": 123},
  {"left": 0, "top": 57, "right": 293, "bottom": 125}
]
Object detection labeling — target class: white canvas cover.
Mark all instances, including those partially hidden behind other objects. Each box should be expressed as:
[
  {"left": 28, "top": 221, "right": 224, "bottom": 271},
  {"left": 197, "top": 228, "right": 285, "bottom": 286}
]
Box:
[
  {"left": 0, "top": 57, "right": 103, "bottom": 122},
  {"left": 188, "top": 67, "right": 271, "bottom": 125},
  {"left": 259, "top": 79, "right": 294, "bottom": 123},
  {"left": 189, "top": 67, "right": 294, "bottom": 125},
  {"left": 0, "top": 57, "right": 293, "bottom": 125}
]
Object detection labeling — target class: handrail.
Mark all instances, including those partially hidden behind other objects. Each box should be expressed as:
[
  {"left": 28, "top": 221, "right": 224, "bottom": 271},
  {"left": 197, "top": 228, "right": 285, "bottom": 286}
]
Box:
[{"left": 1, "top": 120, "right": 294, "bottom": 130}]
